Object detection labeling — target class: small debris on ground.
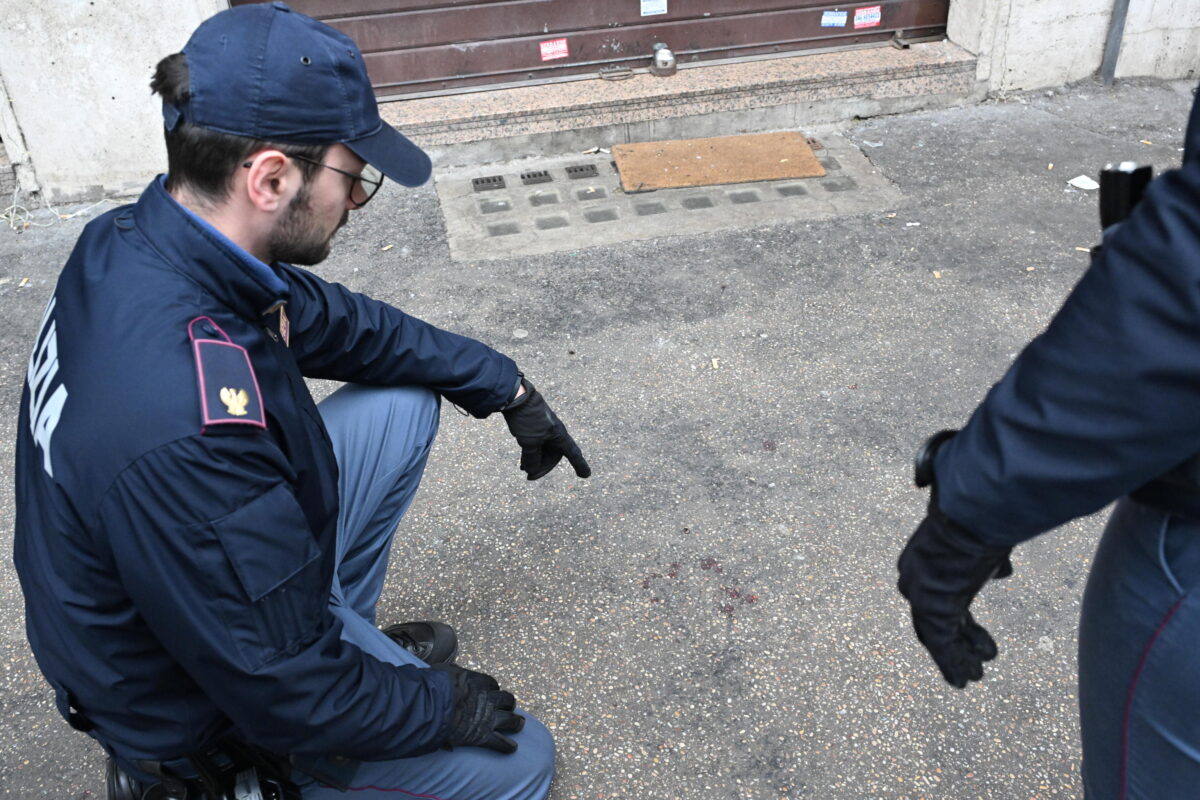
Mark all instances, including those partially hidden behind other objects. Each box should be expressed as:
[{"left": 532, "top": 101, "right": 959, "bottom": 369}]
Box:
[{"left": 1068, "top": 175, "right": 1100, "bottom": 191}]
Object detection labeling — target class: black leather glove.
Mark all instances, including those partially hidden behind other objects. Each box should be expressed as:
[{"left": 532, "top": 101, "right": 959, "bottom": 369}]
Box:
[
  {"left": 899, "top": 429, "right": 1014, "bottom": 689},
  {"left": 501, "top": 377, "right": 591, "bottom": 481},
  {"left": 432, "top": 664, "right": 525, "bottom": 754},
  {"left": 897, "top": 503, "right": 1013, "bottom": 688}
]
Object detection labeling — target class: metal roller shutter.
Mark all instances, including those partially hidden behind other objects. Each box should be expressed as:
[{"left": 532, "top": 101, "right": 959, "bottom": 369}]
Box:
[{"left": 232, "top": 1, "right": 949, "bottom": 98}]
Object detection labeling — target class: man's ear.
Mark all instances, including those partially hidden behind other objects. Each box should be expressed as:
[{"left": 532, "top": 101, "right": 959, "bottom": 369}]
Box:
[{"left": 241, "top": 150, "right": 294, "bottom": 213}]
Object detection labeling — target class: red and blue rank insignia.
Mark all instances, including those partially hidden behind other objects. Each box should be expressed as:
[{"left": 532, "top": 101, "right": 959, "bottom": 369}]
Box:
[{"left": 188, "top": 316, "right": 266, "bottom": 432}]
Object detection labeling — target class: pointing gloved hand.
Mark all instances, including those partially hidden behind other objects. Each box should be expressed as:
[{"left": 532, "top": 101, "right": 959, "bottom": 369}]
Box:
[
  {"left": 897, "top": 502, "right": 1013, "bottom": 688},
  {"left": 432, "top": 663, "right": 525, "bottom": 754},
  {"left": 501, "top": 377, "right": 591, "bottom": 481}
]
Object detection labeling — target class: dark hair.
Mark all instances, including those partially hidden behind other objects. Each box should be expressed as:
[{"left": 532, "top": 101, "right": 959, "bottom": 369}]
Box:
[{"left": 150, "top": 53, "right": 329, "bottom": 203}]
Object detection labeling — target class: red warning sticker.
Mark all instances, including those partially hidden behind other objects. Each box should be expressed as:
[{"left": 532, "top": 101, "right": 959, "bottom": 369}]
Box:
[
  {"left": 854, "top": 5, "right": 882, "bottom": 28},
  {"left": 539, "top": 38, "right": 570, "bottom": 61}
]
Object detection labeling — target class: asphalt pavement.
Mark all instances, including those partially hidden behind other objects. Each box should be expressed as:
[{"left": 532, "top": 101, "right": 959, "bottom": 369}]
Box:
[{"left": 0, "top": 76, "right": 1195, "bottom": 799}]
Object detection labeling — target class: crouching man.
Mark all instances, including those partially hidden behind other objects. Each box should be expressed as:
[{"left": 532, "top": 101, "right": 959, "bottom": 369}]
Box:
[{"left": 14, "top": 4, "right": 588, "bottom": 799}]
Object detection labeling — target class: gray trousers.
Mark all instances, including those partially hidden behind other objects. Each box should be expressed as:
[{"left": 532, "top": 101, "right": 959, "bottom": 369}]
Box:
[{"left": 303, "top": 384, "right": 554, "bottom": 800}]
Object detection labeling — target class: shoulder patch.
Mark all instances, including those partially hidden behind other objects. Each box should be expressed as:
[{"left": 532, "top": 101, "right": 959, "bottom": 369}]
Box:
[{"left": 188, "top": 316, "right": 266, "bottom": 432}]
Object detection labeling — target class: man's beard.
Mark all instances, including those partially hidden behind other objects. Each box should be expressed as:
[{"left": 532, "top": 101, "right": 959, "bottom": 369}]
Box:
[{"left": 266, "top": 184, "right": 349, "bottom": 266}]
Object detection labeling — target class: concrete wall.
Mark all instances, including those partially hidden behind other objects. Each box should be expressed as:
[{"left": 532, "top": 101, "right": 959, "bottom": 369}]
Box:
[
  {"left": 949, "top": 0, "right": 1200, "bottom": 94},
  {"left": 1118, "top": 0, "right": 1200, "bottom": 80},
  {"left": 0, "top": 0, "right": 227, "bottom": 203},
  {"left": 0, "top": 69, "right": 28, "bottom": 203}
]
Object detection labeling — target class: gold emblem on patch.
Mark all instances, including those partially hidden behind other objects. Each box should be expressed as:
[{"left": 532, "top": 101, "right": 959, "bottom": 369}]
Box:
[{"left": 220, "top": 387, "right": 250, "bottom": 417}]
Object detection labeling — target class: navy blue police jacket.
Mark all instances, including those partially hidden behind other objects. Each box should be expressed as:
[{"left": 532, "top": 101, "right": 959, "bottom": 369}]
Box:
[
  {"left": 13, "top": 176, "right": 519, "bottom": 767},
  {"left": 935, "top": 87, "right": 1200, "bottom": 548}
]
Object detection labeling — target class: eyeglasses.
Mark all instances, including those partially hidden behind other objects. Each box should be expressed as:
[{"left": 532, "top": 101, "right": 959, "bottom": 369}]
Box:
[{"left": 241, "top": 154, "right": 384, "bottom": 208}]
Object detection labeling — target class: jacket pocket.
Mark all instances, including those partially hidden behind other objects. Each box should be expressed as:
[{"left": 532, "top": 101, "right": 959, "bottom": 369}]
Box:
[{"left": 206, "top": 483, "right": 324, "bottom": 668}]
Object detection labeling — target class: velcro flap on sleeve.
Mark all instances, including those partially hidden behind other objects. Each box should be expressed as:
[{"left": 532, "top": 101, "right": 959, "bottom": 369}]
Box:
[{"left": 211, "top": 483, "right": 320, "bottom": 602}]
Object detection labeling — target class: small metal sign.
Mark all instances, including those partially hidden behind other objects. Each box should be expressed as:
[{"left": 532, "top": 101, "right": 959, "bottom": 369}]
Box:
[
  {"left": 854, "top": 5, "right": 882, "bottom": 28},
  {"left": 539, "top": 37, "right": 570, "bottom": 61},
  {"left": 821, "top": 9, "right": 849, "bottom": 27}
]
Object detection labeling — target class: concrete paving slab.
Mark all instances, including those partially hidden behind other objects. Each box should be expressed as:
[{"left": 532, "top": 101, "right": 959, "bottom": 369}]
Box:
[
  {"left": 436, "top": 133, "right": 902, "bottom": 261},
  {"left": 0, "top": 76, "right": 1195, "bottom": 800}
]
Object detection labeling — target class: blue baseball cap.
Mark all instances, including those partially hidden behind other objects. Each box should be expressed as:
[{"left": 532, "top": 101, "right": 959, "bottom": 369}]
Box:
[{"left": 163, "top": 1, "right": 431, "bottom": 187}]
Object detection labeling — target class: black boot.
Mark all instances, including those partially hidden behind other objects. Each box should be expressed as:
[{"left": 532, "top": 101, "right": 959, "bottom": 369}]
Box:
[
  {"left": 382, "top": 621, "right": 458, "bottom": 664},
  {"left": 106, "top": 758, "right": 146, "bottom": 800}
]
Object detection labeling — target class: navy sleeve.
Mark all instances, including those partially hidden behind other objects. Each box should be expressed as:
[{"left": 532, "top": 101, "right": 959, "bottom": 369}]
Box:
[
  {"left": 98, "top": 432, "right": 456, "bottom": 760},
  {"left": 277, "top": 264, "right": 519, "bottom": 418},
  {"left": 935, "top": 146, "right": 1200, "bottom": 548}
]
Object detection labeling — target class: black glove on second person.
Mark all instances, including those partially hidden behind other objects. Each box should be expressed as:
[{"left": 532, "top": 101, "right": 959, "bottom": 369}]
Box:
[
  {"left": 502, "top": 377, "right": 591, "bottom": 481},
  {"left": 897, "top": 500, "right": 1014, "bottom": 689},
  {"left": 431, "top": 663, "right": 525, "bottom": 754}
]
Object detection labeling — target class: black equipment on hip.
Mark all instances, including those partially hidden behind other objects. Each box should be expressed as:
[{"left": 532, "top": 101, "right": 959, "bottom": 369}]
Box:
[
  {"left": 1091, "top": 161, "right": 1153, "bottom": 259},
  {"left": 106, "top": 738, "right": 300, "bottom": 800},
  {"left": 1099, "top": 161, "right": 1153, "bottom": 230}
]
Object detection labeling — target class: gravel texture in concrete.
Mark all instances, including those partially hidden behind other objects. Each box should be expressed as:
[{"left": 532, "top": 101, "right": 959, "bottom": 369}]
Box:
[{"left": 0, "top": 77, "right": 1194, "bottom": 799}]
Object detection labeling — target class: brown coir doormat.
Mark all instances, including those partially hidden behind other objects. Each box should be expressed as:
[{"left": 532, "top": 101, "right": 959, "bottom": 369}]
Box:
[{"left": 613, "top": 132, "right": 825, "bottom": 193}]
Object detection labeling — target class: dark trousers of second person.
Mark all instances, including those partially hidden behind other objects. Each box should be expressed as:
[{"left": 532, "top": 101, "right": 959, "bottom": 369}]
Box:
[{"left": 1079, "top": 498, "right": 1200, "bottom": 799}]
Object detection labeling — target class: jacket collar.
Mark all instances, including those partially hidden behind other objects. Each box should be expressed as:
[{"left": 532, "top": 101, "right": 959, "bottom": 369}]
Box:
[{"left": 132, "top": 176, "right": 290, "bottom": 320}]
